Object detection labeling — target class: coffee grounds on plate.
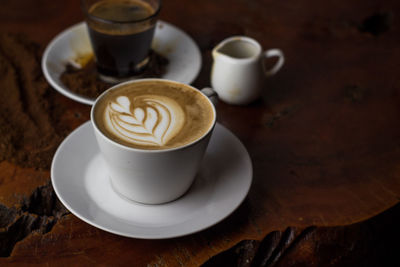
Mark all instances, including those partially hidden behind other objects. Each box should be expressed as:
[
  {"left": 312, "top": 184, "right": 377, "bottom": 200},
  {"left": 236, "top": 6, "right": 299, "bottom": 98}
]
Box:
[
  {"left": 0, "top": 33, "right": 67, "bottom": 169},
  {"left": 60, "top": 50, "right": 169, "bottom": 99}
]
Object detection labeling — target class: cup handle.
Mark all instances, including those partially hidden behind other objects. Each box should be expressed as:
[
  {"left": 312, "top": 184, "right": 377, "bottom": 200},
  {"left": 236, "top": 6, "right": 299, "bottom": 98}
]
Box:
[
  {"left": 263, "top": 49, "right": 285, "bottom": 77},
  {"left": 201, "top": 87, "right": 218, "bottom": 106}
]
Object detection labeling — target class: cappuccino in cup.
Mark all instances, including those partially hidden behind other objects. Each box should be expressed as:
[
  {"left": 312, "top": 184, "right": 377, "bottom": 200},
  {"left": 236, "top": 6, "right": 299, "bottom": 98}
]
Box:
[
  {"left": 91, "top": 79, "right": 216, "bottom": 204},
  {"left": 93, "top": 80, "right": 215, "bottom": 150}
]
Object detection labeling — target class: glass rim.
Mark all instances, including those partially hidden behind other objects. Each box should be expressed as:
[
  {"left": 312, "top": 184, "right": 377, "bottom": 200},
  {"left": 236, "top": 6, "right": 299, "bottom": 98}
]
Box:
[{"left": 82, "top": 0, "right": 162, "bottom": 25}]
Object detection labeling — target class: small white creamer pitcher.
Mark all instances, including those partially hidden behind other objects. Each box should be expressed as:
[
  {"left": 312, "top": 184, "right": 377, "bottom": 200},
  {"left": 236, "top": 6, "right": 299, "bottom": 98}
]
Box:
[{"left": 211, "top": 36, "right": 284, "bottom": 105}]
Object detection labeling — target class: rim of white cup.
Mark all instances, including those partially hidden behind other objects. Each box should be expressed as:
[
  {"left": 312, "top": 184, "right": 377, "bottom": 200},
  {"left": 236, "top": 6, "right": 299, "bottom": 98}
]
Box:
[
  {"left": 90, "top": 78, "right": 217, "bottom": 153},
  {"left": 213, "top": 35, "right": 262, "bottom": 64}
]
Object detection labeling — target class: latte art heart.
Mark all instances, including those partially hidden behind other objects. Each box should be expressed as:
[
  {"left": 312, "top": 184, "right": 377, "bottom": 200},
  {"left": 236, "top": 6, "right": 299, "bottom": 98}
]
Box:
[{"left": 104, "top": 95, "right": 185, "bottom": 146}]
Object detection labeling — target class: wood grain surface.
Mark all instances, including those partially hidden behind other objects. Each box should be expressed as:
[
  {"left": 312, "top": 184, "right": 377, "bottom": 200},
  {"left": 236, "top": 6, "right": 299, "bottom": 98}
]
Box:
[{"left": 0, "top": 0, "right": 399, "bottom": 266}]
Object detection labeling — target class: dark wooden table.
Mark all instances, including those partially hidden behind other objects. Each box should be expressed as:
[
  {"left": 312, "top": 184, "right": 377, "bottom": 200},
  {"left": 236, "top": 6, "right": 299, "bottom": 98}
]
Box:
[{"left": 0, "top": 0, "right": 399, "bottom": 266}]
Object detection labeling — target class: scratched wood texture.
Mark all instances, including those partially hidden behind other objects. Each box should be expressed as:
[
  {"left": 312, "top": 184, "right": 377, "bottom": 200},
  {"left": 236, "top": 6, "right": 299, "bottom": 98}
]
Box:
[{"left": 0, "top": 0, "right": 399, "bottom": 266}]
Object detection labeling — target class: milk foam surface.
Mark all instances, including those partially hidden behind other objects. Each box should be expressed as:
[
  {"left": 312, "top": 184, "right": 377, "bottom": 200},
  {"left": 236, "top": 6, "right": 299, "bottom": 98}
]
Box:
[
  {"left": 93, "top": 80, "right": 215, "bottom": 150},
  {"left": 104, "top": 95, "right": 185, "bottom": 146}
]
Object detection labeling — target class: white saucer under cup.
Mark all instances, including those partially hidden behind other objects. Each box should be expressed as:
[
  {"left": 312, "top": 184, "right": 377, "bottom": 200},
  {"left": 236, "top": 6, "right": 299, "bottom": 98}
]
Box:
[
  {"left": 51, "top": 121, "right": 253, "bottom": 239},
  {"left": 42, "top": 21, "right": 202, "bottom": 105}
]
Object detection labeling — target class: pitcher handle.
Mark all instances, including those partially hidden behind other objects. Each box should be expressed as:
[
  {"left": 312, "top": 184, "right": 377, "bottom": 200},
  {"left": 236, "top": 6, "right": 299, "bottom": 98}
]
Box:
[{"left": 263, "top": 49, "right": 285, "bottom": 77}]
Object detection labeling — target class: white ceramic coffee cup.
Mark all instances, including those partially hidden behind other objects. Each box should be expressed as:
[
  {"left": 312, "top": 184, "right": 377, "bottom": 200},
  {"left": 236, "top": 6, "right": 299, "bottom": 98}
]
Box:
[{"left": 91, "top": 79, "right": 216, "bottom": 204}]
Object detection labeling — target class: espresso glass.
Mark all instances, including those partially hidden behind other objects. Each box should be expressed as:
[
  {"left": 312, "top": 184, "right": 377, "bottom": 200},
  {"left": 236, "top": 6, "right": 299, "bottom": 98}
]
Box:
[{"left": 81, "top": 0, "right": 161, "bottom": 82}]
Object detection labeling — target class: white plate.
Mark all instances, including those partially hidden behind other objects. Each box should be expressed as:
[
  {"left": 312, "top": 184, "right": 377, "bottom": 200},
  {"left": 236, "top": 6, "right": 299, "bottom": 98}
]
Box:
[
  {"left": 51, "top": 122, "right": 253, "bottom": 239},
  {"left": 42, "top": 21, "right": 202, "bottom": 105}
]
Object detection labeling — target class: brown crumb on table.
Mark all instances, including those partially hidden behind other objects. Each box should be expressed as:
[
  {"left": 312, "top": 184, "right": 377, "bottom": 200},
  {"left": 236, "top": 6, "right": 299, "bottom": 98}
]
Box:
[
  {"left": 0, "top": 33, "right": 68, "bottom": 169},
  {"left": 60, "top": 50, "right": 169, "bottom": 99}
]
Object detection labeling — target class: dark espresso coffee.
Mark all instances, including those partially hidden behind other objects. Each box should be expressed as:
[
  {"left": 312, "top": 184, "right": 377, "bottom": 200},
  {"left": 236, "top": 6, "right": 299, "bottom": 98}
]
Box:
[{"left": 85, "top": 0, "right": 160, "bottom": 79}]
